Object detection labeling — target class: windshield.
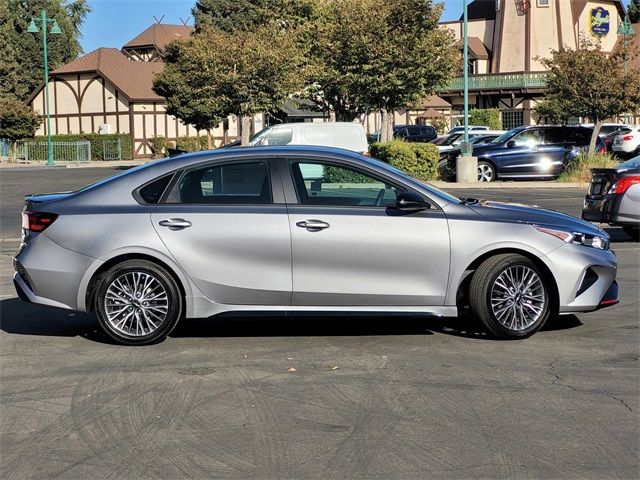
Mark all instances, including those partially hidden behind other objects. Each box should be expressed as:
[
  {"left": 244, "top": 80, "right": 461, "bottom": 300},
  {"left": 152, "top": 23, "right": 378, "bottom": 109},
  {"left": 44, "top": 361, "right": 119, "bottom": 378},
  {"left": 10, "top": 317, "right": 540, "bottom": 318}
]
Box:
[
  {"left": 440, "top": 133, "right": 462, "bottom": 146},
  {"left": 490, "top": 128, "right": 523, "bottom": 144}
]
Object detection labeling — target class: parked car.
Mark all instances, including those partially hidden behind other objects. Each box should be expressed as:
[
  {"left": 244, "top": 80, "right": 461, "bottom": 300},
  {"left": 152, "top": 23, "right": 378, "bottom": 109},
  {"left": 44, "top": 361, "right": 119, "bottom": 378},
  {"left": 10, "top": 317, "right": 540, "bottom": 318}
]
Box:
[
  {"left": 580, "top": 123, "right": 629, "bottom": 138},
  {"left": 367, "top": 124, "right": 437, "bottom": 144},
  {"left": 224, "top": 122, "right": 369, "bottom": 155},
  {"left": 436, "top": 130, "right": 505, "bottom": 154},
  {"left": 446, "top": 125, "right": 606, "bottom": 182},
  {"left": 612, "top": 125, "right": 640, "bottom": 157},
  {"left": 603, "top": 128, "right": 629, "bottom": 153},
  {"left": 14, "top": 146, "right": 617, "bottom": 345},
  {"left": 438, "top": 134, "right": 502, "bottom": 180},
  {"left": 582, "top": 155, "right": 640, "bottom": 240},
  {"left": 447, "top": 125, "right": 489, "bottom": 135}
]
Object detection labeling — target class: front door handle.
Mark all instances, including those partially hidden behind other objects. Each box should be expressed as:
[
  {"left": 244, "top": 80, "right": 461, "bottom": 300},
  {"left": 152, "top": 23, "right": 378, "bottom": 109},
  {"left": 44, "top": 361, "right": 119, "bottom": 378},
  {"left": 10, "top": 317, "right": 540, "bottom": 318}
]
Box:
[
  {"left": 159, "top": 218, "right": 192, "bottom": 230},
  {"left": 296, "top": 219, "right": 330, "bottom": 231}
]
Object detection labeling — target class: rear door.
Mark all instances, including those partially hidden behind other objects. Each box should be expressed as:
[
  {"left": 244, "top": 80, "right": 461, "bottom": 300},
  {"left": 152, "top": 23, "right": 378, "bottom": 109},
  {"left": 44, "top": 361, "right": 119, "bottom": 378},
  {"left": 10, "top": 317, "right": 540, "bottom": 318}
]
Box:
[
  {"left": 282, "top": 158, "right": 451, "bottom": 306},
  {"left": 151, "top": 158, "right": 292, "bottom": 305}
]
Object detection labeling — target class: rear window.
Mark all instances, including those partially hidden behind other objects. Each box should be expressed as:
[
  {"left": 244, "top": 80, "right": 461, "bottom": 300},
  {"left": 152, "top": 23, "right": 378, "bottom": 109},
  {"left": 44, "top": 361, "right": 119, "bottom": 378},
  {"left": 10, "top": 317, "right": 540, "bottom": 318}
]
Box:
[{"left": 137, "top": 174, "right": 173, "bottom": 204}]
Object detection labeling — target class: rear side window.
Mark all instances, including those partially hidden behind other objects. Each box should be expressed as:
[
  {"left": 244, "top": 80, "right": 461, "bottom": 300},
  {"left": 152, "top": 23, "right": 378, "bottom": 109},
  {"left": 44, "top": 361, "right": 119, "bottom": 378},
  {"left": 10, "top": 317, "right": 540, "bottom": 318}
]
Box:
[
  {"left": 137, "top": 174, "right": 173, "bottom": 204},
  {"left": 176, "top": 161, "right": 271, "bottom": 204},
  {"left": 408, "top": 126, "right": 422, "bottom": 136},
  {"left": 543, "top": 128, "right": 568, "bottom": 144}
]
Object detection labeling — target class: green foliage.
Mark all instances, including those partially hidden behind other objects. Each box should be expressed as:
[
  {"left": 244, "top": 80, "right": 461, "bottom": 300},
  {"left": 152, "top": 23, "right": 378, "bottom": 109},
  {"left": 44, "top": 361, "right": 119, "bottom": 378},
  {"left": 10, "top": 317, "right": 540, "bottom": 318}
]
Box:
[
  {"left": 558, "top": 153, "right": 619, "bottom": 183},
  {"left": 629, "top": 0, "right": 640, "bottom": 23},
  {"left": 32, "top": 133, "right": 132, "bottom": 160},
  {"left": 309, "top": 0, "right": 459, "bottom": 122},
  {"left": 193, "top": 0, "right": 315, "bottom": 33},
  {"left": 0, "top": 96, "right": 41, "bottom": 142},
  {"left": 535, "top": 36, "right": 640, "bottom": 154},
  {"left": 154, "top": 23, "right": 308, "bottom": 138},
  {"left": 0, "top": 0, "right": 91, "bottom": 101},
  {"left": 370, "top": 140, "right": 439, "bottom": 181},
  {"left": 323, "top": 165, "right": 371, "bottom": 183},
  {"left": 151, "top": 135, "right": 209, "bottom": 158},
  {"left": 428, "top": 118, "right": 448, "bottom": 135},
  {"left": 469, "top": 109, "right": 502, "bottom": 130}
]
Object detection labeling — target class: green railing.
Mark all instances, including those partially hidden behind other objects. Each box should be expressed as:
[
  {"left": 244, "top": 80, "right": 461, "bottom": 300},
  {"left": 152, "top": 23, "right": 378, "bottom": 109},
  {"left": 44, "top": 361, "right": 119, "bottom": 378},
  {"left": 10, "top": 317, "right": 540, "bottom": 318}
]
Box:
[
  {"left": 446, "top": 72, "right": 547, "bottom": 91},
  {"left": 17, "top": 141, "right": 91, "bottom": 163}
]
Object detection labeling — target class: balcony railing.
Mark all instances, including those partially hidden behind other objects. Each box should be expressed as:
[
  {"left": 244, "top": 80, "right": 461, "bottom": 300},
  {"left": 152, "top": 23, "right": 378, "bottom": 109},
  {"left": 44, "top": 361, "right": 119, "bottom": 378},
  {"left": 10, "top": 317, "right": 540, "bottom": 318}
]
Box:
[{"left": 445, "top": 72, "right": 547, "bottom": 91}]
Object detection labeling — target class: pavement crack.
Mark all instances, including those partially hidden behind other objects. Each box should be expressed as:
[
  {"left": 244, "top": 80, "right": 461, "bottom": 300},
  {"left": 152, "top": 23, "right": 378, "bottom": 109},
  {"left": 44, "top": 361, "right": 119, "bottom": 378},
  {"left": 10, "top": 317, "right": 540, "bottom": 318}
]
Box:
[
  {"left": 607, "top": 393, "right": 636, "bottom": 413},
  {"left": 547, "top": 361, "right": 577, "bottom": 391}
]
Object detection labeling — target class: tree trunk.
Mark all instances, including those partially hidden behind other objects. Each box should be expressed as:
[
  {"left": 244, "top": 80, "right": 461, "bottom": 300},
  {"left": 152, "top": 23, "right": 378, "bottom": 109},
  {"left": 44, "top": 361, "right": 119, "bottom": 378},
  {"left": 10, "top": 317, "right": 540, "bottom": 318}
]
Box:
[
  {"left": 240, "top": 115, "right": 251, "bottom": 146},
  {"left": 334, "top": 109, "right": 359, "bottom": 122},
  {"left": 380, "top": 109, "right": 394, "bottom": 143},
  {"left": 588, "top": 119, "right": 603, "bottom": 156},
  {"left": 12, "top": 141, "right": 17, "bottom": 163},
  {"left": 206, "top": 129, "right": 212, "bottom": 150}
]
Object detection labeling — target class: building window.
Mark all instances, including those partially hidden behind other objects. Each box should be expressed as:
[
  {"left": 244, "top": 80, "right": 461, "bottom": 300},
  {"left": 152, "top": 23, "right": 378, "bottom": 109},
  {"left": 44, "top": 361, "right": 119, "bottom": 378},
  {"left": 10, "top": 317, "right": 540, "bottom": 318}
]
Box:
[
  {"left": 537, "top": 0, "right": 550, "bottom": 7},
  {"left": 467, "top": 60, "right": 476, "bottom": 75},
  {"left": 501, "top": 110, "right": 525, "bottom": 130}
]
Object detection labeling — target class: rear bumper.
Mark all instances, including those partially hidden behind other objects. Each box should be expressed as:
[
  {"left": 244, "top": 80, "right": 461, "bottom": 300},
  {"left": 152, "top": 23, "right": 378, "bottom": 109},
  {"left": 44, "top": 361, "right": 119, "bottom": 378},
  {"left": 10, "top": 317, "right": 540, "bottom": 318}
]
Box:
[{"left": 582, "top": 195, "right": 619, "bottom": 223}]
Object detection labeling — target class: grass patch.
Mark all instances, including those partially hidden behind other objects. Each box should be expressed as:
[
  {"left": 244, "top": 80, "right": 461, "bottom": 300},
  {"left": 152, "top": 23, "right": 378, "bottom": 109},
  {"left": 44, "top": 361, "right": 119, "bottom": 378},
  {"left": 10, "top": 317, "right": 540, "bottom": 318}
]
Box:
[{"left": 558, "top": 153, "right": 619, "bottom": 183}]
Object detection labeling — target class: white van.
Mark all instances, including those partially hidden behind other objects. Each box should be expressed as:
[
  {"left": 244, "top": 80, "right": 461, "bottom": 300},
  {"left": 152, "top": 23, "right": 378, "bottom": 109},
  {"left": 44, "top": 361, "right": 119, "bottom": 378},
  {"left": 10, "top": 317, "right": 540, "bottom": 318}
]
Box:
[{"left": 249, "top": 122, "right": 369, "bottom": 154}]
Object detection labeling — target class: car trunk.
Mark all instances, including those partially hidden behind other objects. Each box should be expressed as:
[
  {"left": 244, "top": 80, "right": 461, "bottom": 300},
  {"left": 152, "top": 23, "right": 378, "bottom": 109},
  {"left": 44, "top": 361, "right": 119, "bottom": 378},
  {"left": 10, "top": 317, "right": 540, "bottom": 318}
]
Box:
[{"left": 587, "top": 169, "right": 618, "bottom": 199}]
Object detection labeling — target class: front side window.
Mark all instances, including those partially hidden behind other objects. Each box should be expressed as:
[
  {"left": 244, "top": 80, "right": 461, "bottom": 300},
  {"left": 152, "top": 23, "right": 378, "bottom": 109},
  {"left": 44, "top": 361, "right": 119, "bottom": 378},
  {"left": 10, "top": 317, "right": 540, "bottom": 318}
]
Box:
[
  {"left": 408, "top": 126, "right": 422, "bottom": 136},
  {"left": 291, "top": 161, "right": 404, "bottom": 207},
  {"left": 513, "top": 128, "right": 542, "bottom": 147},
  {"left": 177, "top": 161, "right": 271, "bottom": 204}
]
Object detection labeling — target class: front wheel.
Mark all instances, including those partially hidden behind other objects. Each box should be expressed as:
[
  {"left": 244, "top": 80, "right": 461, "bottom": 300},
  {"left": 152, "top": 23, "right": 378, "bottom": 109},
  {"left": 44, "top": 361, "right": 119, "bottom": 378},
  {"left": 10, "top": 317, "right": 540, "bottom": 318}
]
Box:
[
  {"left": 469, "top": 254, "right": 554, "bottom": 339},
  {"left": 477, "top": 161, "right": 496, "bottom": 182},
  {"left": 95, "top": 260, "right": 182, "bottom": 345}
]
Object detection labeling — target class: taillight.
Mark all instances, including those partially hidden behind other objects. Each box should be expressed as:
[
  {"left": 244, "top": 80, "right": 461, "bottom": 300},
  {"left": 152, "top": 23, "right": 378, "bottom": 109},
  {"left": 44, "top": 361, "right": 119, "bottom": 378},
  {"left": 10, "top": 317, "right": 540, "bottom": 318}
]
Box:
[
  {"left": 608, "top": 176, "right": 640, "bottom": 195},
  {"left": 622, "top": 135, "right": 633, "bottom": 141},
  {"left": 598, "top": 145, "right": 606, "bottom": 153},
  {"left": 21, "top": 211, "right": 58, "bottom": 232}
]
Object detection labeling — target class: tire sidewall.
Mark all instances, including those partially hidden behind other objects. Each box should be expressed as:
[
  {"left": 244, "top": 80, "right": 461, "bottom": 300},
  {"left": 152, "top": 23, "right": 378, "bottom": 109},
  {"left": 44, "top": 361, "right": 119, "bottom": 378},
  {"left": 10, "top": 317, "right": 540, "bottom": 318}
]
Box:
[
  {"left": 478, "top": 161, "right": 495, "bottom": 182},
  {"left": 95, "top": 260, "right": 182, "bottom": 345}
]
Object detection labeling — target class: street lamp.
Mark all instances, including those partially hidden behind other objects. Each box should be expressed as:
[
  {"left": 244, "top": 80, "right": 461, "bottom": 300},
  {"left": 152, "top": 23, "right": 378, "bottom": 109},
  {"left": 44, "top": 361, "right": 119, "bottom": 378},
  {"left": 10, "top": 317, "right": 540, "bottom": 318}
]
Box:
[
  {"left": 27, "top": 10, "right": 61, "bottom": 166},
  {"left": 617, "top": 14, "right": 635, "bottom": 73},
  {"left": 462, "top": 0, "right": 471, "bottom": 156}
]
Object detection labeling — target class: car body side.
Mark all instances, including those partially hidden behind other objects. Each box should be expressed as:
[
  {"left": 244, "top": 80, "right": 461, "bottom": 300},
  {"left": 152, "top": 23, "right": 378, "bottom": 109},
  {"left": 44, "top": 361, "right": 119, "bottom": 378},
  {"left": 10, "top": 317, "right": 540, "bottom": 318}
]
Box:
[{"left": 14, "top": 147, "right": 616, "bottom": 320}]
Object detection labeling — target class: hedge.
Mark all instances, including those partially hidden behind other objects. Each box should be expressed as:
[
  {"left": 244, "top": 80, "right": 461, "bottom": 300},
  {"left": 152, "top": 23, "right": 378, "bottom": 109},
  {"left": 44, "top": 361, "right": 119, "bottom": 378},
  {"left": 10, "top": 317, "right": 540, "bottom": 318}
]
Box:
[
  {"left": 469, "top": 108, "right": 502, "bottom": 130},
  {"left": 369, "top": 141, "right": 439, "bottom": 181},
  {"left": 323, "top": 165, "right": 372, "bottom": 183},
  {"left": 151, "top": 135, "right": 210, "bottom": 158},
  {"left": 33, "top": 133, "right": 132, "bottom": 161}
]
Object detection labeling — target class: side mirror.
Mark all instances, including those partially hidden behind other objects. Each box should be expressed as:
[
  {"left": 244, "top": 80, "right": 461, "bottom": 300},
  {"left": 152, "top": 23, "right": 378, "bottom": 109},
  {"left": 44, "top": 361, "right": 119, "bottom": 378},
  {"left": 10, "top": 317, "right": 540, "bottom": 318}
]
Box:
[
  {"left": 506, "top": 140, "right": 516, "bottom": 148},
  {"left": 396, "top": 192, "right": 430, "bottom": 211}
]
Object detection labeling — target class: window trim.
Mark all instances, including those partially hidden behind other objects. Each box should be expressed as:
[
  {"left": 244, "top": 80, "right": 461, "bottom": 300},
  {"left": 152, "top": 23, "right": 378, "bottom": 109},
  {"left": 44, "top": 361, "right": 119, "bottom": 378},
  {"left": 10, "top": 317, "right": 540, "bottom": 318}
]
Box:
[
  {"left": 284, "top": 158, "right": 439, "bottom": 210},
  {"left": 160, "top": 158, "right": 276, "bottom": 206}
]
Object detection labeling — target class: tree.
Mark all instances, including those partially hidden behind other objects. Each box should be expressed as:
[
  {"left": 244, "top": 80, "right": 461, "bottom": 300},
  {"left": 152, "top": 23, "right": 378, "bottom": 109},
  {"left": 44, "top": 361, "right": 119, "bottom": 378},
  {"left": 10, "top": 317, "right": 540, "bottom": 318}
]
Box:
[
  {"left": 310, "top": 0, "right": 458, "bottom": 142},
  {"left": 536, "top": 36, "right": 640, "bottom": 154},
  {"left": 0, "top": 96, "right": 41, "bottom": 161},
  {"left": 469, "top": 108, "right": 502, "bottom": 130},
  {"left": 0, "top": 0, "right": 91, "bottom": 101},
  {"left": 629, "top": 0, "right": 640, "bottom": 23},
  {"left": 154, "top": 24, "right": 307, "bottom": 146}
]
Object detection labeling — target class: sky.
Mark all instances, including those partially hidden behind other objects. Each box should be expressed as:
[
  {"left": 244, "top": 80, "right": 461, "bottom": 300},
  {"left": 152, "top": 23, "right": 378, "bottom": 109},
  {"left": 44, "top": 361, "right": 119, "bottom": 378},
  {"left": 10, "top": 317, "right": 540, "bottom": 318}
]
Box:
[{"left": 80, "top": 0, "right": 463, "bottom": 53}]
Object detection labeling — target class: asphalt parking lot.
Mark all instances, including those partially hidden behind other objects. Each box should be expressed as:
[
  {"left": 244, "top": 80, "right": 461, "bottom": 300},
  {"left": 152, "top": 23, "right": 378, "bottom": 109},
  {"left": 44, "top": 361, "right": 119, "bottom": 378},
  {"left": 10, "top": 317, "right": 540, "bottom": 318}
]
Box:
[{"left": 0, "top": 167, "right": 638, "bottom": 479}]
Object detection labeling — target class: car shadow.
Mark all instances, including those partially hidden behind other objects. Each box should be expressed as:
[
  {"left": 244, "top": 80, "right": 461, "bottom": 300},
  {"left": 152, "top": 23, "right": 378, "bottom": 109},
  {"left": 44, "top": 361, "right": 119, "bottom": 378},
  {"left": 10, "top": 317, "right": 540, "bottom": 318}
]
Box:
[
  {"left": 0, "top": 298, "right": 583, "bottom": 344},
  {"left": 603, "top": 227, "right": 638, "bottom": 243}
]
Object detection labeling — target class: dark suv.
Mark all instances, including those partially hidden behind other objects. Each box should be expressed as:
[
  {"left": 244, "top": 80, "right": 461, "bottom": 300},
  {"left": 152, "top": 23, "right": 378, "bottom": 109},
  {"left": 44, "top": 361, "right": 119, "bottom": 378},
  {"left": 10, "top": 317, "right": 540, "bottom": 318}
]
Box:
[
  {"left": 367, "top": 124, "right": 437, "bottom": 144},
  {"left": 444, "top": 125, "right": 605, "bottom": 182}
]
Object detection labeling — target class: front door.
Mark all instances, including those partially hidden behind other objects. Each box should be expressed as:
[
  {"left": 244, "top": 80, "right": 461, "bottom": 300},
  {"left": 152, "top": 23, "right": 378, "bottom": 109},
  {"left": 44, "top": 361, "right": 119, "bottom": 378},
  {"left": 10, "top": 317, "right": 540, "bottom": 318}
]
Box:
[
  {"left": 498, "top": 128, "right": 544, "bottom": 176},
  {"left": 285, "top": 160, "right": 451, "bottom": 306},
  {"left": 151, "top": 159, "right": 291, "bottom": 305}
]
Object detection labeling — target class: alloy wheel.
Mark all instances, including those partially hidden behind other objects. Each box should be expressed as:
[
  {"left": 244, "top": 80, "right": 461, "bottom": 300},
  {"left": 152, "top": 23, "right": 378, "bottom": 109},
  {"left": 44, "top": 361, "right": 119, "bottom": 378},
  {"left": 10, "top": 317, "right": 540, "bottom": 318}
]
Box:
[
  {"left": 104, "top": 271, "right": 169, "bottom": 336},
  {"left": 490, "top": 266, "right": 546, "bottom": 331},
  {"left": 478, "top": 163, "right": 494, "bottom": 182}
]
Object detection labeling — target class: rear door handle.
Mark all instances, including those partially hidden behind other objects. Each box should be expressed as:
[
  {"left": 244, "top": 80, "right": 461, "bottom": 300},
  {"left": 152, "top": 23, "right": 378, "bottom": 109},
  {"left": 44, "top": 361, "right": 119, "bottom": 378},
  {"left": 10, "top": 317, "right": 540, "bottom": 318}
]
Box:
[
  {"left": 296, "top": 219, "right": 330, "bottom": 231},
  {"left": 159, "top": 218, "right": 192, "bottom": 230}
]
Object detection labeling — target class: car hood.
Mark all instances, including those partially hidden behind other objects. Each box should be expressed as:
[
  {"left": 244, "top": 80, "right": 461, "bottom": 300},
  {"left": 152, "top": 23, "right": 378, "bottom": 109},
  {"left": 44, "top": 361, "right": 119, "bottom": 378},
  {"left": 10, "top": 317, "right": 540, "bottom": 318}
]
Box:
[{"left": 468, "top": 200, "right": 605, "bottom": 236}]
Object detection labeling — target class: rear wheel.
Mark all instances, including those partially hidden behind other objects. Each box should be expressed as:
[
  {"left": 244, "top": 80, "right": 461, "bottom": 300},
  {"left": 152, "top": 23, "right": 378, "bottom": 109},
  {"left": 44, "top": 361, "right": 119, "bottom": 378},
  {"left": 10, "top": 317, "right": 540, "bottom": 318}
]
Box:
[
  {"left": 477, "top": 161, "right": 496, "bottom": 182},
  {"left": 469, "top": 254, "right": 553, "bottom": 339},
  {"left": 95, "top": 260, "right": 182, "bottom": 345}
]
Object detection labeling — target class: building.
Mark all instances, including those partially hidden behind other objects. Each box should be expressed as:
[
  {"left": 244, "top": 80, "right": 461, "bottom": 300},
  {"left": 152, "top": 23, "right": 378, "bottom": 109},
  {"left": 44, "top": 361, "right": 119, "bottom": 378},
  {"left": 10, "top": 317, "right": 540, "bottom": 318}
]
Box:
[
  {"left": 26, "top": 24, "right": 242, "bottom": 158},
  {"left": 439, "top": 0, "right": 637, "bottom": 129}
]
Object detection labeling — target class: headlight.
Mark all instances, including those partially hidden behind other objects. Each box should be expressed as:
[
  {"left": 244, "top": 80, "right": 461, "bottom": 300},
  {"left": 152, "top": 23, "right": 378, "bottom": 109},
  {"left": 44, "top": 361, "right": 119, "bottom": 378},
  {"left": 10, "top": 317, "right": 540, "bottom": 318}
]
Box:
[{"left": 534, "top": 226, "right": 609, "bottom": 250}]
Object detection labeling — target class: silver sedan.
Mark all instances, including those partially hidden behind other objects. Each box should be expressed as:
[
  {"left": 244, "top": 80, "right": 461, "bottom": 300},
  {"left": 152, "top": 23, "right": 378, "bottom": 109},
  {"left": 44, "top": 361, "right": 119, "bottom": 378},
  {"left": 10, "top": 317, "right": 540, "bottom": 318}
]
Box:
[{"left": 13, "top": 146, "right": 618, "bottom": 345}]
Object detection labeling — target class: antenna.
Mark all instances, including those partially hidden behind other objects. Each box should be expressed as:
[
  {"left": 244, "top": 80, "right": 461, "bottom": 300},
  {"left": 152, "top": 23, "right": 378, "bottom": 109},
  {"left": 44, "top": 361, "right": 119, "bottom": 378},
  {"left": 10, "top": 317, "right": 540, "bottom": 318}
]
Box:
[
  {"left": 179, "top": 16, "right": 191, "bottom": 26},
  {"left": 153, "top": 15, "right": 165, "bottom": 24}
]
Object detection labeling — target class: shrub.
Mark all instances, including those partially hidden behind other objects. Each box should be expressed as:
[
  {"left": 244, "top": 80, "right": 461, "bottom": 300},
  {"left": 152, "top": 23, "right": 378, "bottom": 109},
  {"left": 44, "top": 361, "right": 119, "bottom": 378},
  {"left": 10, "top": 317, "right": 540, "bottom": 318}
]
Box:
[
  {"left": 150, "top": 136, "right": 167, "bottom": 159},
  {"left": 175, "top": 135, "right": 209, "bottom": 152},
  {"left": 323, "top": 165, "right": 371, "bottom": 183},
  {"left": 33, "top": 133, "right": 132, "bottom": 160},
  {"left": 370, "top": 140, "right": 439, "bottom": 181},
  {"left": 469, "top": 108, "right": 502, "bottom": 130},
  {"left": 558, "top": 152, "right": 619, "bottom": 183}
]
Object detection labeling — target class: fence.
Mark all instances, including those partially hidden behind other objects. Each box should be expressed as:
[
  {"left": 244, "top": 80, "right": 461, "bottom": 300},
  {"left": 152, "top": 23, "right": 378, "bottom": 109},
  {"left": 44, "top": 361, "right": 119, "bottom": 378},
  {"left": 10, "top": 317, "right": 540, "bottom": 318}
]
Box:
[
  {"left": 102, "top": 138, "right": 122, "bottom": 160},
  {"left": 17, "top": 141, "right": 92, "bottom": 164}
]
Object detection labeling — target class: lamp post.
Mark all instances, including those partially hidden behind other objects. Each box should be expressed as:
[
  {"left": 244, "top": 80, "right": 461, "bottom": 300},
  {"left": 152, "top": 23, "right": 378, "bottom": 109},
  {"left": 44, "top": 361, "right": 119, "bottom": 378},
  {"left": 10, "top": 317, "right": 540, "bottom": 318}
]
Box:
[
  {"left": 617, "top": 14, "right": 635, "bottom": 74},
  {"left": 463, "top": 0, "right": 469, "bottom": 150},
  {"left": 28, "top": 10, "right": 61, "bottom": 166}
]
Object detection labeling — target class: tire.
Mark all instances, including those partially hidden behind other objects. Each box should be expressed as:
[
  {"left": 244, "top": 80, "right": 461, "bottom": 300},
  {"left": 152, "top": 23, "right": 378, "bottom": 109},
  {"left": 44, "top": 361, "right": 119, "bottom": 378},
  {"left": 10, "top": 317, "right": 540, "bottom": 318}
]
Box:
[
  {"left": 477, "top": 161, "right": 496, "bottom": 182},
  {"left": 438, "top": 159, "right": 452, "bottom": 182},
  {"left": 622, "top": 225, "right": 639, "bottom": 241},
  {"left": 95, "top": 260, "right": 182, "bottom": 345},
  {"left": 469, "top": 254, "right": 554, "bottom": 339}
]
